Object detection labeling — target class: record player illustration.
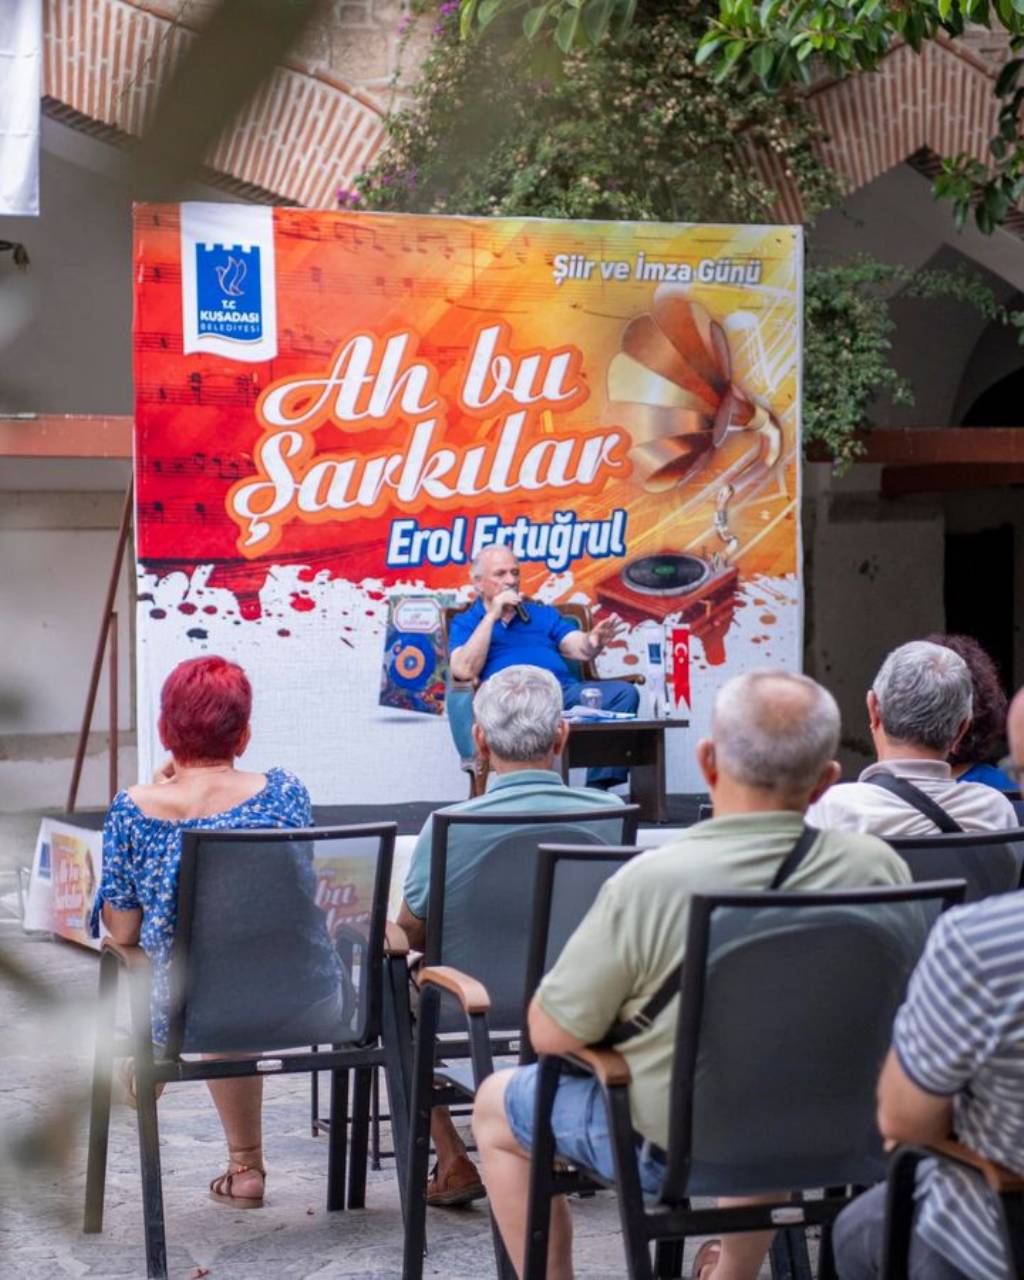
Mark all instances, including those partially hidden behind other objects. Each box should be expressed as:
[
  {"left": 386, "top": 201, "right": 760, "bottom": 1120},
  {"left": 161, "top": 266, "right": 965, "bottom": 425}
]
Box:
[{"left": 599, "top": 290, "right": 788, "bottom": 664}]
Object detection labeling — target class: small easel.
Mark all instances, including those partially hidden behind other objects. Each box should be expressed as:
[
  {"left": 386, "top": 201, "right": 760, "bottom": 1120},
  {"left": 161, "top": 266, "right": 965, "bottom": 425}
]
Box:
[{"left": 66, "top": 478, "right": 134, "bottom": 812}]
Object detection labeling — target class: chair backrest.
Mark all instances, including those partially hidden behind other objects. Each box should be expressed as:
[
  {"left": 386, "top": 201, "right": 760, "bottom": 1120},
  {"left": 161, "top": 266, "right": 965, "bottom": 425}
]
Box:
[
  {"left": 165, "top": 824, "right": 395, "bottom": 1057},
  {"left": 661, "top": 880, "right": 966, "bottom": 1203},
  {"left": 426, "top": 805, "right": 639, "bottom": 1034},
  {"left": 1008, "top": 795, "right": 1024, "bottom": 825},
  {"left": 888, "top": 828, "right": 1024, "bottom": 902},
  {"left": 519, "top": 843, "right": 645, "bottom": 1061}
]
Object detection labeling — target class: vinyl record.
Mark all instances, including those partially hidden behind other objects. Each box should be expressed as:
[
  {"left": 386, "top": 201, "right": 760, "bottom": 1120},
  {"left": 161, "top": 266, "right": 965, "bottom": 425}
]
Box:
[
  {"left": 389, "top": 635, "right": 434, "bottom": 691},
  {"left": 623, "top": 553, "right": 710, "bottom": 597}
]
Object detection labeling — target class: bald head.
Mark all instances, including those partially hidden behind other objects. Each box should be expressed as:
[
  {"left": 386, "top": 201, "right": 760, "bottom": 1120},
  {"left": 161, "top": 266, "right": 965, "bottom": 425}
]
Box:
[
  {"left": 1008, "top": 688, "right": 1024, "bottom": 767},
  {"left": 711, "top": 670, "right": 841, "bottom": 802}
]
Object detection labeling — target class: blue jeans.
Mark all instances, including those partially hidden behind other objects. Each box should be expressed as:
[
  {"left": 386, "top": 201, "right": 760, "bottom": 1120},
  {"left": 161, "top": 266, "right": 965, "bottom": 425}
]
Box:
[
  {"left": 562, "top": 679, "right": 641, "bottom": 787},
  {"left": 832, "top": 1182, "right": 970, "bottom": 1279},
  {"left": 503, "top": 1062, "right": 665, "bottom": 1199}
]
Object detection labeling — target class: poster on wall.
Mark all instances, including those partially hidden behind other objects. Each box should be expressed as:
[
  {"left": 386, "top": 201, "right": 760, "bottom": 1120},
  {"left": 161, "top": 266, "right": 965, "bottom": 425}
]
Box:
[{"left": 133, "top": 206, "right": 802, "bottom": 801}]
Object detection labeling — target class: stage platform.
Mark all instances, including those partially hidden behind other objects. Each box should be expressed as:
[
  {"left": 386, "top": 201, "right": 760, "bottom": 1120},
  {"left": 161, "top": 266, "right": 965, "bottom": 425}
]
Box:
[{"left": 56, "top": 792, "right": 708, "bottom": 837}]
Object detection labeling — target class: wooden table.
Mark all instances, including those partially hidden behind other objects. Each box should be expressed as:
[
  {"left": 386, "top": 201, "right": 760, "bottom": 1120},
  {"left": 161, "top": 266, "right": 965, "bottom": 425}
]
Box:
[{"left": 559, "top": 718, "right": 689, "bottom": 823}]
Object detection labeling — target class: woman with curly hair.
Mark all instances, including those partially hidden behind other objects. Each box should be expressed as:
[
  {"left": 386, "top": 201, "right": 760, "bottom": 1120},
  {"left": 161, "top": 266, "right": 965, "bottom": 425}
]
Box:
[{"left": 926, "top": 633, "right": 1016, "bottom": 792}]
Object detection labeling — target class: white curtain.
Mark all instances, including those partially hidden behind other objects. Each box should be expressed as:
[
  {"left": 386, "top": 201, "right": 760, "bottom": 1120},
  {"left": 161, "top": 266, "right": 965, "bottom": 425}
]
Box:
[{"left": 0, "top": 0, "right": 42, "bottom": 216}]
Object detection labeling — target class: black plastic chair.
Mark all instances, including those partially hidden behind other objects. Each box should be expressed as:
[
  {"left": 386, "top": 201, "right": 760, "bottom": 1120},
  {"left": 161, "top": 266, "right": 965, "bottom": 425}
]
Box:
[
  {"left": 882, "top": 1141, "right": 1024, "bottom": 1279},
  {"left": 888, "top": 828, "right": 1024, "bottom": 901},
  {"left": 521, "top": 880, "right": 967, "bottom": 1280},
  {"left": 83, "top": 823, "right": 407, "bottom": 1280},
  {"left": 402, "top": 805, "right": 640, "bottom": 1280}
]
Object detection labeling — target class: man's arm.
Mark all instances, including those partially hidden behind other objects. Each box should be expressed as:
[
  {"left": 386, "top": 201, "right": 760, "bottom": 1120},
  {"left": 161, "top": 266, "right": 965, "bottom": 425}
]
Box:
[
  {"left": 528, "top": 995, "right": 586, "bottom": 1057},
  {"left": 450, "top": 592, "right": 518, "bottom": 681},
  {"left": 396, "top": 898, "right": 426, "bottom": 952},
  {"left": 876, "top": 1046, "right": 954, "bottom": 1147},
  {"left": 558, "top": 613, "right": 625, "bottom": 665}
]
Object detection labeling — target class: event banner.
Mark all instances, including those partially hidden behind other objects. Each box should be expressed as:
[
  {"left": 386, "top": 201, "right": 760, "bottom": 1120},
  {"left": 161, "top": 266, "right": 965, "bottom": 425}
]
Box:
[
  {"left": 133, "top": 206, "right": 802, "bottom": 800},
  {"left": 23, "top": 819, "right": 102, "bottom": 949}
]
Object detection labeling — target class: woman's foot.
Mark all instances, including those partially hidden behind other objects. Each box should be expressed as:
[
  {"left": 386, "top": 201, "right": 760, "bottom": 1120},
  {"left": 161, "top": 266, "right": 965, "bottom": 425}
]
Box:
[
  {"left": 209, "top": 1161, "right": 266, "bottom": 1208},
  {"left": 425, "top": 1154, "right": 486, "bottom": 1207}
]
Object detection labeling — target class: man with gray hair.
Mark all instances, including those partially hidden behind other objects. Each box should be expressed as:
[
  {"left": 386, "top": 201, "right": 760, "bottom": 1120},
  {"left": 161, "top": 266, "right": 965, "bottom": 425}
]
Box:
[
  {"left": 807, "top": 640, "right": 1016, "bottom": 837},
  {"left": 397, "top": 664, "right": 624, "bottom": 1207},
  {"left": 473, "top": 669, "right": 910, "bottom": 1280}
]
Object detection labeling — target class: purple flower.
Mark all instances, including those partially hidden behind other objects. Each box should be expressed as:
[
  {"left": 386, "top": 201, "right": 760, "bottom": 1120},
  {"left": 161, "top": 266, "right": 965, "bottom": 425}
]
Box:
[
  {"left": 397, "top": 15, "right": 411, "bottom": 33},
  {"left": 432, "top": 22, "right": 444, "bottom": 34},
  {"left": 439, "top": 1, "right": 459, "bottom": 13}
]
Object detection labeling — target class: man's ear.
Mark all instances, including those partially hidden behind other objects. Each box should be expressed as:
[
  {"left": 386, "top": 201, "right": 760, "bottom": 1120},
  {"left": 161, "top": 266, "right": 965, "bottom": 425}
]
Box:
[
  {"left": 949, "top": 717, "right": 971, "bottom": 755},
  {"left": 472, "top": 722, "right": 488, "bottom": 758},
  {"left": 235, "top": 725, "right": 252, "bottom": 759},
  {"left": 867, "top": 690, "right": 882, "bottom": 732},
  {"left": 807, "top": 759, "right": 842, "bottom": 805},
  {"left": 696, "top": 738, "right": 717, "bottom": 790},
  {"left": 553, "top": 718, "right": 570, "bottom": 756}
]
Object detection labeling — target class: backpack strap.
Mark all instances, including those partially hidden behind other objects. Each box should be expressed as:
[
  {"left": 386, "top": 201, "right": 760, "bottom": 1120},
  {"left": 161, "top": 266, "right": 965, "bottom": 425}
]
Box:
[
  {"left": 866, "top": 772, "right": 963, "bottom": 834},
  {"left": 602, "top": 824, "right": 819, "bottom": 1047}
]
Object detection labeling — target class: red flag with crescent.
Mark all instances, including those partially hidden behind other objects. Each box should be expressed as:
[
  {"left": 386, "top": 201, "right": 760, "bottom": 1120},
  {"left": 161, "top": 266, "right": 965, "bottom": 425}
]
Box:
[{"left": 670, "top": 627, "right": 691, "bottom": 710}]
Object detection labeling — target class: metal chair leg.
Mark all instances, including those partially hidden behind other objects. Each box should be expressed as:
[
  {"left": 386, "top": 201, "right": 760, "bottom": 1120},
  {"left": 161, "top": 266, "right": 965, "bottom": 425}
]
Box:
[
  {"left": 371, "top": 1065, "right": 382, "bottom": 1171},
  {"left": 84, "top": 950, "right": 118, "bottom": 1233},
  {"left": 327, "top": 1066, "right": 349, "bottom": 1212},
  {"left": 654, "top": 1238, "right": 685, "bottom": 1278},
  {"left": 134, "top": 1067, "right": 167, "bottom": 1280},
  {"left": 310, "top": 1044, "right": 320, "bottom": 1137},
  {"left": 348, "top": 1066, "right": 372, "bottom": 1209},
  {"left": 523, "top": 1057, "right": 562, "bottom": 1280},
  {"left": 401, "top": 985, "right": 440, "bottom": 1280},
  {"left": 605, "top": 1084, "right": 655, "bottom": 1280}
]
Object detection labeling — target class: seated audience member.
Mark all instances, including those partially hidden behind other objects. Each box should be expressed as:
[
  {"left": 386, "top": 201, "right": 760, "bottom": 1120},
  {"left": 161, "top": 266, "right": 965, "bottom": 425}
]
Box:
[
  {"left": 472, "top": 670, "right": 911, "bottom": 1280},
  {"left": 832, "top": 685, "right": 1024, "bottom": 1280},
  {"left": 397, "top": 663, "right": 624, "bottom": 1208},
  {"left": 807, "top": 640, "right": 1017, "bottom": 836},
  {"left": 926, "top": 632, "right": 1016, "bottom": 792},
  {"left": 90, "top": 655, "right": 319, "bottom": 1209}
]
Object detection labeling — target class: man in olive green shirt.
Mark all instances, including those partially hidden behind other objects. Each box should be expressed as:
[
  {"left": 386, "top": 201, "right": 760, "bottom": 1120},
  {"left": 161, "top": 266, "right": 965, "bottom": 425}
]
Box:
[{"left": 473, "top": 669, "right": 911, "bottom": 1280}]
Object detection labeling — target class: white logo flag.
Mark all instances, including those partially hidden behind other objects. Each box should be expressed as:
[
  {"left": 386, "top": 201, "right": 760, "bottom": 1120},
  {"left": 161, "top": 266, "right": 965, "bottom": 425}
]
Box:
[{"left": 0, "top": 0, "right": 41, "bottom": 217}]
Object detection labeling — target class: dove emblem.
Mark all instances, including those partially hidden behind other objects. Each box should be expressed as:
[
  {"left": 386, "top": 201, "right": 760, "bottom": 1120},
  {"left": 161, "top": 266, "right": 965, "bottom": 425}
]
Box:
[{"left": 215, "top": 255, "right": 247, "bottom": 297}]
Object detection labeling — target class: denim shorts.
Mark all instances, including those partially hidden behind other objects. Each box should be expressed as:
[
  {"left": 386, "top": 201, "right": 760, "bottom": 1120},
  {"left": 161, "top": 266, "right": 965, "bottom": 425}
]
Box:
[{"left": 503, "top": 1062, "right": 666, "bottom": 1200}]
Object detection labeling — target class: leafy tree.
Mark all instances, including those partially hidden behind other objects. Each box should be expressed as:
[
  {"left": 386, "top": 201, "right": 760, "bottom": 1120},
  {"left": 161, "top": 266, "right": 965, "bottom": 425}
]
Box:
[{"left": 460, "top": 0, "right": 1024, "bottom": 234}]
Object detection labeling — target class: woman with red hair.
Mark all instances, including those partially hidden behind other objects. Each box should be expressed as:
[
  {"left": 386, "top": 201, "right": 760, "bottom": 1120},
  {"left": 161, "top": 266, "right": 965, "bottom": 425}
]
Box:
[{"left": 90, "top": 655, "right": 313, "bottom": 1209}]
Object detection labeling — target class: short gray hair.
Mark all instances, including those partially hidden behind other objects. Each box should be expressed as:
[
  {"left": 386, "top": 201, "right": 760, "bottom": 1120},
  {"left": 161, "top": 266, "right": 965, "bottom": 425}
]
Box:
[
  {"left": 470, "top": 544, "right": 514, "bottom": 578},
  {"left": 872, "top": 640, "right": 973, "bottom": 751},
  {"left": 473, "top": 665, "right": 563, "bottom": 762},
  {"left": 713, "top": 670, "right": 840, "bottom": 795}
]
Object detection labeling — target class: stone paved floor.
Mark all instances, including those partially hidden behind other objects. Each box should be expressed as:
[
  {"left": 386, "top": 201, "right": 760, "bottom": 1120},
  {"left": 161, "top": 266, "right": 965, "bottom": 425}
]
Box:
[{"left": 0, "top": 817, "right": 776, "bottom": 1280}]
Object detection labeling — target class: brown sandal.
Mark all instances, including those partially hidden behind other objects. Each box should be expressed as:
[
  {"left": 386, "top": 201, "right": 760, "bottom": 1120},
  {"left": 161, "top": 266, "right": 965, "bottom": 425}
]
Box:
[
  {"left": 692, "top": 1239, "right": 721, "bottom": 1280},
  {"left": 209, "top": 1162, "right": 266, "bottom": 1209}
]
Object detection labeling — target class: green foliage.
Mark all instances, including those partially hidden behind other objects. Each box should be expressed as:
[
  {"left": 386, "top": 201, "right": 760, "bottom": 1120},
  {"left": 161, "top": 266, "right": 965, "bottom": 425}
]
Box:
[
  {"left": 356, "top": 5, "right": 1023, "bottom": 468},
  {"left": 694, "top": 0, "right": 1024, "bottom": 234},
  {"left": 804, "top": 259, "right": 1024, "bottom": 469},
  {"left": 357, "top": 2, "right": 838, "bottom": 223}
]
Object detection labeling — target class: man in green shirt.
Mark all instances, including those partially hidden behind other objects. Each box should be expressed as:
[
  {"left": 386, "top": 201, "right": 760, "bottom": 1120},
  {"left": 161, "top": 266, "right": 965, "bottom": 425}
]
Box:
[
  {"left": 397, "top": 663, "right": 625, "bottom": 1207},
  {"left": 472, "top": 669, "right": 911, "bottom": 1280}
]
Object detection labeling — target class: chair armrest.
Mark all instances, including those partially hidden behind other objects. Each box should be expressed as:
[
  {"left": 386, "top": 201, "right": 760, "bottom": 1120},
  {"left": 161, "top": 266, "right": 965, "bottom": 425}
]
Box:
[
  {"left": 928, "top": 1138, "right": 1024, "bottom": 1194},
  {"left": 566, "top": 1046, "right": 631, "bottom": 1087},
  {"left": 100, "top": 938, "right": 150, "bottom": 971},
  {"left": 419, "top": 965, "right": 491, "bottom": 1014},
  {"left": 384, "top": 921, "right": 411, "bottom": 957}
]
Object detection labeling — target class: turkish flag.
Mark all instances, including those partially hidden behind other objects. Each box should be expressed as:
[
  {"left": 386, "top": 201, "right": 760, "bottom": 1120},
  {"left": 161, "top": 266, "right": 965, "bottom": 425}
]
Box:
[{"left": 670, "top": 628, "right": 691, "bottom": 709}]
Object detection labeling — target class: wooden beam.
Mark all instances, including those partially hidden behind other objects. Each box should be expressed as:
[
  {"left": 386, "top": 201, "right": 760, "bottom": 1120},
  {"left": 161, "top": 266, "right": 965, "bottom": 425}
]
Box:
[
  {"left": 808, "top": 428, "right": 1024, "bottom": 466},
  {"left": 881, "top": 463, "right": 1024, "bottom": 497},
  {"left": 0, "top": 415, "right": 133, "bottom": 458}
]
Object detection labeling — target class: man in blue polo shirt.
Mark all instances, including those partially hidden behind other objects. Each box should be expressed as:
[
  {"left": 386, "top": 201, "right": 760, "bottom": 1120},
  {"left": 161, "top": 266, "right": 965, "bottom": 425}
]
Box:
[{"left": 448, "top": 544, "right": 638, "bottom": 786}]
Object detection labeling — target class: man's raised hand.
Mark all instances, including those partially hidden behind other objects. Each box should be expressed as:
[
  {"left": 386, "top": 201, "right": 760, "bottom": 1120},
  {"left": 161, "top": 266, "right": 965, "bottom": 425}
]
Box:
[{"left": 590, "top": 613, "right": 625, "bottom": 653}]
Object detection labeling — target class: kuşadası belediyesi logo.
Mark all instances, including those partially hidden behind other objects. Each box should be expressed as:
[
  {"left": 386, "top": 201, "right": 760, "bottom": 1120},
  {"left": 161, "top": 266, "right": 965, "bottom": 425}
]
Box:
[{"left": 195, "top": 242, "right": 263, "bottom": 343}]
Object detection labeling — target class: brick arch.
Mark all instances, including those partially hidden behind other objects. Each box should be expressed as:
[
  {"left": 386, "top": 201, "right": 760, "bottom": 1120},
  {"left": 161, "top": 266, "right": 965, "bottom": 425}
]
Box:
[
  {"left": 748, "top": 37, "right": 1004, "bottom": 223},
  {"left": 43, "top": 0, "right": 387, "bottom": 205}
]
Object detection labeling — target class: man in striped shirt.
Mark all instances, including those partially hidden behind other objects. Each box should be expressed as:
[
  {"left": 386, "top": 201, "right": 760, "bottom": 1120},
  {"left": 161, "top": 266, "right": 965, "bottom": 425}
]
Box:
[{"left": 833, "top": 687, "right": 1024, "bottom": 1279}]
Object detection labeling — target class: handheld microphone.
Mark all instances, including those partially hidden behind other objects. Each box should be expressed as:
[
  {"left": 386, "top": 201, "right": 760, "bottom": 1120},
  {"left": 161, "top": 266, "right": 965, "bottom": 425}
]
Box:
[{"left": 515, "top": 599, "right": 530, "bottom": 624}]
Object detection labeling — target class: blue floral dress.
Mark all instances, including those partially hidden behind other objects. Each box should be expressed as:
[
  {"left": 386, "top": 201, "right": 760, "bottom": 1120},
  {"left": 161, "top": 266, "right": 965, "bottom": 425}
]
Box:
[{"left": 89, "top": 767, "right": 312, "bottom": 1045}]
